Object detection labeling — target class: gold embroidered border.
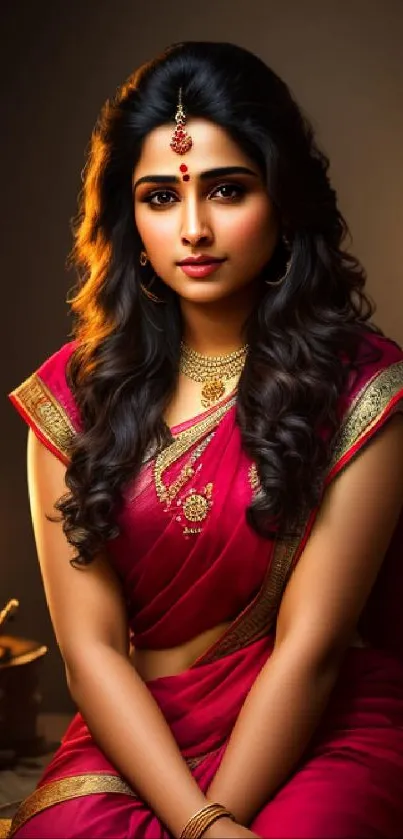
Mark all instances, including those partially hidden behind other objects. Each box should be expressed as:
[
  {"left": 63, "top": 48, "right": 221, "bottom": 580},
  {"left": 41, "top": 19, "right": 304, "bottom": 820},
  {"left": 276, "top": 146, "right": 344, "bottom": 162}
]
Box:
[
  {"left": 199, "top": 530, "right": 304, "bottom": 665},
  {"left": 7, "top": 749, "right": 220, "bottom": 837},
  {"left": 8, "top": 773, "right": 136, "bottom": 836},
  {"left": 156, "top": 395, "right": 237, "bottom": 481},
  {"left": 11, "top": 373, "right": 75, "bottom": 458},
  {"left": 10, "top": 373, "right": 75, "bottom": 461},
  {"left": 186, "top": 743, "right": 223, "bottom": 769},
  {"left": 329, "top": 360, "right": 403, "bottom": 471}
]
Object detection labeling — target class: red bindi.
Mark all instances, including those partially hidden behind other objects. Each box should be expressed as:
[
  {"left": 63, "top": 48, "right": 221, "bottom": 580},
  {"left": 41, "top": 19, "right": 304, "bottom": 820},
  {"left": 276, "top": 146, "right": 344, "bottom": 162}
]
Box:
[
  {"left": 179, "top": 164, "right": 188, "bottom": 172},
  {"left": 182, "top": 174, "right": 190, "bottom": 182}
]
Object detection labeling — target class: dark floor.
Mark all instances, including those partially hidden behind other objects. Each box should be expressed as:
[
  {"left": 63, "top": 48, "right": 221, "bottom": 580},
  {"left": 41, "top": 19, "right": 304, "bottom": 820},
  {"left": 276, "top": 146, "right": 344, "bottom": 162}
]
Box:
[{"left": 0, "top": 714, "right": 73, "bottom": 822}]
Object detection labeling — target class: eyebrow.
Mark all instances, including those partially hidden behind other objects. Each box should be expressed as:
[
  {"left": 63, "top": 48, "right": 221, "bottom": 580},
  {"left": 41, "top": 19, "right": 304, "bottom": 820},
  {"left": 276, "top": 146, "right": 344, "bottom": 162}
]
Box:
[{"left": 133, "top": 166, "right": 259, "bottom": 192}]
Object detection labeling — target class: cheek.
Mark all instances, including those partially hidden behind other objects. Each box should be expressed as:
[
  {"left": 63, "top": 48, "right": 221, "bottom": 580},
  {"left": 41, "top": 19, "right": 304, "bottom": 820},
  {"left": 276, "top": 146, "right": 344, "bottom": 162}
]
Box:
[
  {"left": 221, "top": 203, "right": 277, "bottom": 258},
  {"left": 135, "top": 208, "right": 174, "bottom": 252},
  {"left": 135, "top": 213, "right": 176, "bottom": 279}
]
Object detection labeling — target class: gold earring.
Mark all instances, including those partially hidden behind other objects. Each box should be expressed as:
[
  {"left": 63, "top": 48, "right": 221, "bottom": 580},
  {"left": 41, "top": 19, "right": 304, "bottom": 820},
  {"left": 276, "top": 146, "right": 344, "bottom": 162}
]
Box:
[
  {"left": 265, "top": 235, "right": 293, "bottom": 287},
  {"left": 139, "top": 250, "right": 148, "bottom": 267},
  {"left": 139, "top": 275, "right": 164, "bottom": 304}
]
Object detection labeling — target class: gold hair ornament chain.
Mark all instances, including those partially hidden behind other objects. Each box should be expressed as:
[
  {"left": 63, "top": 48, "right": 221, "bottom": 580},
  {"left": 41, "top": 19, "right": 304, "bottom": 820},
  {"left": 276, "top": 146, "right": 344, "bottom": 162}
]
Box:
[{"left": 179, "top": 341, "right": 248, "bottom": 408}]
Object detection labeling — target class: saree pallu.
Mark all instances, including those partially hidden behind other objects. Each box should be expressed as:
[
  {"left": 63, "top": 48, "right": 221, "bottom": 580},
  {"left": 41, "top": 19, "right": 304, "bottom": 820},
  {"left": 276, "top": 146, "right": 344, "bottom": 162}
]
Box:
[{"left": 5, "top": 329, "right": 403, "bottom": 838}]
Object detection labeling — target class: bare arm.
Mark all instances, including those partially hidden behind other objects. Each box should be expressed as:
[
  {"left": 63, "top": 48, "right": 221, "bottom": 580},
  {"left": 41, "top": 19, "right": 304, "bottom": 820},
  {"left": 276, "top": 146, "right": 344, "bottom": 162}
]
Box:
[
  {"left": 27, "top": 429, "right": 210, "bottom": 838},
  {"left": 206, "top": 414, "right": 403, "bottom": 826}
]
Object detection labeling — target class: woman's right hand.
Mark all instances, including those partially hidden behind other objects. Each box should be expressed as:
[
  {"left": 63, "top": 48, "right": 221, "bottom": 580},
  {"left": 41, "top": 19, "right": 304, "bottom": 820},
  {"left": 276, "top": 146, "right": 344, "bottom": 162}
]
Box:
[{"left": 203, "top": 817, "right": 259, "bottom": 838}]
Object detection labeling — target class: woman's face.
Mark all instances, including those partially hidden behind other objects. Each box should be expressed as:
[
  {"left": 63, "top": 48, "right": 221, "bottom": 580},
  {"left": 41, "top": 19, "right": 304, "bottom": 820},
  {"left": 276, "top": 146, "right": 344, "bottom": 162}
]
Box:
[{"left": 133, "top": 118, "right": 279, "bottom": 305}]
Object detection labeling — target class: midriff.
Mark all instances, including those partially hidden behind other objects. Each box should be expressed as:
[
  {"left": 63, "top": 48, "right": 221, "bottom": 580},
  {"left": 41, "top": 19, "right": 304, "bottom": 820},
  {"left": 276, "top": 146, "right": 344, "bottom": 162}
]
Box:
[
  {"left": 131, "top": 621, "right": 232, "bottom": 681},
  {"left": 132, "top": 625, "right": 370, "bottom": 682}
]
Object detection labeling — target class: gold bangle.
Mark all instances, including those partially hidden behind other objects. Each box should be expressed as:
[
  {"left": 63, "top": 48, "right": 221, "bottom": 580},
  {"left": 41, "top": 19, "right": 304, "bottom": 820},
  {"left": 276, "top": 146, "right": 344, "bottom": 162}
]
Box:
[{"left": 179, "top": 803, "right": 235, "bottom": 839}]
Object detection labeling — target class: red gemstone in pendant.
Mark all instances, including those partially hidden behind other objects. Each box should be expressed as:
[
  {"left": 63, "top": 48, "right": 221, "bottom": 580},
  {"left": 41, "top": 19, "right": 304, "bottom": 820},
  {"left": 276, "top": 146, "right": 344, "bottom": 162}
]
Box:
[{"left": 171, "top": 132, "right": 193, "bottom": 155}]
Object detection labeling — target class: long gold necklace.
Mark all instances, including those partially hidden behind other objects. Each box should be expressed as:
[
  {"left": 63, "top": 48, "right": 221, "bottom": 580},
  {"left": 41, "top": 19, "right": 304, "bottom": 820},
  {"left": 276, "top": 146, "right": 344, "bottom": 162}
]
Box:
[{"left": 179, "top": 341, "right": 248, "bottom": 408}]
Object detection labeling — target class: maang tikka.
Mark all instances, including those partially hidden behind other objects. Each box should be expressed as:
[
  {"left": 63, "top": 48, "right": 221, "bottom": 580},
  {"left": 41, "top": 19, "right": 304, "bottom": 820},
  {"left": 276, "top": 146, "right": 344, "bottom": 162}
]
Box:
[{"left": 170, "top": 87, "right": 193, "bottom": 155}]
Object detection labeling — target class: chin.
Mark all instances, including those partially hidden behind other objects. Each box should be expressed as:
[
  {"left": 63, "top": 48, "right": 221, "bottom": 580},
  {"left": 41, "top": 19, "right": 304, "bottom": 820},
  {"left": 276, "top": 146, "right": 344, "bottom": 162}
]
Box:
[{"left": 180, "top": 280, "right": 235, "bottom": 299}]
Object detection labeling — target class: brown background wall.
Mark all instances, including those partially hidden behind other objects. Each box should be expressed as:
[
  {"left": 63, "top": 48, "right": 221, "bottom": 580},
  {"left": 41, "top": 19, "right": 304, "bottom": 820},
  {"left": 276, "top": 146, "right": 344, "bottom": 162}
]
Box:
[{"left": 1, "top": 0, "right": 402, "bottom": 712}]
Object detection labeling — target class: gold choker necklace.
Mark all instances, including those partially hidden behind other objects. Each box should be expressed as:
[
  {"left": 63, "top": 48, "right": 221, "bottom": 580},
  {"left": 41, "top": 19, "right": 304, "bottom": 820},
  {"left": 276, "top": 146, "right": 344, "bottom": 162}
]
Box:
[{"left": 179, "top": 341, "right": 248, "bottom": 408}]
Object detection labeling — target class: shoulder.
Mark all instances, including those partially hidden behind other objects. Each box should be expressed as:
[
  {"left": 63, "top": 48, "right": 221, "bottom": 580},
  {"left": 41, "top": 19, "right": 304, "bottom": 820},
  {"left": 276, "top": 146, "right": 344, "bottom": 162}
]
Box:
[
  {"left": 9, "top": 341, "right": 81, "bottom": 464},
  {"left": 341, "top": 328, "right": 403, "bottom": 405},
  {"left": 329, "top": 328, "right": 403, "bottom": 481}
]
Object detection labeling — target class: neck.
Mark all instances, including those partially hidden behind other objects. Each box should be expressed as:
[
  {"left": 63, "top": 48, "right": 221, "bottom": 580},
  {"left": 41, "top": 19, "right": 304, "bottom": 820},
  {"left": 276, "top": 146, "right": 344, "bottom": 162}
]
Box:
[{"left": 180, "top": 284, "right": 258, "bottom": 355}]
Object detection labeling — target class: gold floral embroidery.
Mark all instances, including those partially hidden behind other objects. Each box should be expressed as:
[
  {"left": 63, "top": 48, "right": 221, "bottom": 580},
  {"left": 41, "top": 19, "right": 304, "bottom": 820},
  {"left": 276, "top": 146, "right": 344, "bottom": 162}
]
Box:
[
  {"left": 10, "top": 373, "right": 75, "bottom": 460},
  {"left": 181, "top": 481, "right": 214, "bottom": 536},
  {"left": 8, "top": 773, "right": 136, "bottom": 836},
  {"left": 155, "top": 396, "right": 236, "bottom": 492},
  {"left": 154, "top": 396, "right": 236, "bottom": 537}
]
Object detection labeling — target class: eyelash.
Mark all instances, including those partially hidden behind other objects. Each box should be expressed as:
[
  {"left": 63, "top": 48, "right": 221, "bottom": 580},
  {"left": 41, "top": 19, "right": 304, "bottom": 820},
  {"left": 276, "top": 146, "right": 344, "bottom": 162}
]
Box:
[{"left": 141, "top": 183, "right": 246, "bottom": 207}]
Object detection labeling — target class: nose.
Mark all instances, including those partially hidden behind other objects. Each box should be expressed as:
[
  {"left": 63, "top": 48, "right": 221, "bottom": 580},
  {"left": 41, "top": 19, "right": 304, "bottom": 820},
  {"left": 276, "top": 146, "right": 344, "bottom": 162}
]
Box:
[{"left": 180, "top": 196, "right": 214, "bottom": 247}]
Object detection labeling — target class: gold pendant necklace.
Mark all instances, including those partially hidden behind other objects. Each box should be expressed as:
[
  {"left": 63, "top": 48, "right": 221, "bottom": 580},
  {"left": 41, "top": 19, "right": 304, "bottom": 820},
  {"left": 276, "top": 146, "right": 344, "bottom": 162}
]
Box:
[{"left": 179, "top": 341, "right": 248, "bottom": 408}]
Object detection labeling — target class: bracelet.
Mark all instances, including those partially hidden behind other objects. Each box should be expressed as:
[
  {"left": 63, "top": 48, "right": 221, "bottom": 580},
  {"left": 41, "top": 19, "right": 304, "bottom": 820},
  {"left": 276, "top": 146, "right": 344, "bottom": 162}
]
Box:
[{"left": 179, "top": 802, "right": 235, "bottom": 839}]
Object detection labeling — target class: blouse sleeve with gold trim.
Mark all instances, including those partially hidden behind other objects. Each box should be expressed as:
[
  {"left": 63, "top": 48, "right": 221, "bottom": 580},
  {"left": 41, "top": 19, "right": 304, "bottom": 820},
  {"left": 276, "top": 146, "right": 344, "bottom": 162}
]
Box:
[
  {"left": 8, "top": 342, "right": 80, "bottom": 466},
  {"left": 326, "top": 357, "right": 403, "bottom": 484},
  {"left": 272, "top": 354, "right": 403, "bottom": 615}
]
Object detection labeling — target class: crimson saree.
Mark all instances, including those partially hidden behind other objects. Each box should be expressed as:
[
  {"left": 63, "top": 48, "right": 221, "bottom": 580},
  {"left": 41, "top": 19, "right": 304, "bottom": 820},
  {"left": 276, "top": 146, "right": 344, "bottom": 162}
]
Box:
[{"left": 5, "top": 329, "right": 403, "bottom": 838}]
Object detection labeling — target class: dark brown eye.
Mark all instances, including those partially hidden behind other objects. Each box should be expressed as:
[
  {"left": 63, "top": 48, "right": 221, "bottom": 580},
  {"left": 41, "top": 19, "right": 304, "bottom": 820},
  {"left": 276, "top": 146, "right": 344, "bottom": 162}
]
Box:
[
  {"left": 143, "top": 190, "right": 177, "bottom": 206},
  {"left": 211, "top": 183, "right": 246, "bottom": 200}
]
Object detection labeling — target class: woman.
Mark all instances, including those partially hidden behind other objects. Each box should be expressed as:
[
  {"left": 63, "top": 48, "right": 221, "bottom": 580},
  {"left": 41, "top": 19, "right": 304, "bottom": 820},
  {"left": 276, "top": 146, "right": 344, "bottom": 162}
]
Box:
[{"left": 6, "top": 41, "right": 403, "bottom": 839}]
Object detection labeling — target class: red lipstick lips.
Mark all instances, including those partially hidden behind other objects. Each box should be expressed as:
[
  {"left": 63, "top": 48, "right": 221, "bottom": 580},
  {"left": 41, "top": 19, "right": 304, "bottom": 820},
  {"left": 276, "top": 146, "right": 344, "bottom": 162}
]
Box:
[
  {"left": 177, "top": 254, "right": 225, "bottom": 265},
  {"left": 177, "top": 255, "right": 227, "bottom": 279}
]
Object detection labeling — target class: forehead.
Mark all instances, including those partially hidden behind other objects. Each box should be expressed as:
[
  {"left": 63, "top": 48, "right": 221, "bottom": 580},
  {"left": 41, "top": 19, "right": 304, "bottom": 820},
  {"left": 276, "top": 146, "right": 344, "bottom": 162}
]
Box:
[{"left": 133, "top": 118, "right": 256, "bottom": 176}]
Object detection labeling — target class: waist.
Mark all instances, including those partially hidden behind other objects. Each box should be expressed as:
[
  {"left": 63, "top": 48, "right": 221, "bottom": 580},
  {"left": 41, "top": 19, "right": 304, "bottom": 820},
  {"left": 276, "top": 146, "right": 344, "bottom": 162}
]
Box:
[
  {"left": 132, "top": 625, "right": 371, "bottom": 682},
  {"left": 131, "top": 621, "right": 232, "bottom": 681}
]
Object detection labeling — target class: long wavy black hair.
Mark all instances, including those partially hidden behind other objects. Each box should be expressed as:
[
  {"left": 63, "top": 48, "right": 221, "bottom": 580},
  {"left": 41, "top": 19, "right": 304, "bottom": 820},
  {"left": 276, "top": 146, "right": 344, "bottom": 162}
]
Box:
[{"left": 58, "top": 41, "right": 381, "bottom": 565}]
